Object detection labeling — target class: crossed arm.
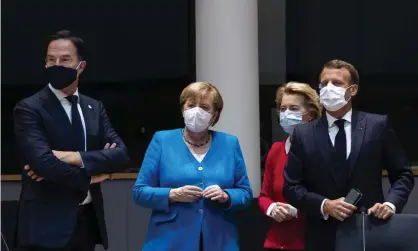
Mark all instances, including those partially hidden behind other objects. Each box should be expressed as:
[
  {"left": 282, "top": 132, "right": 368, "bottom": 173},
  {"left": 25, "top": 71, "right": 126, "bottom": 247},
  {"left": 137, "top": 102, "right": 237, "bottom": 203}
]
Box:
[
  {"left": 14, "top": 100, "right": 130, "bottom": 189},
  {"left": 25, "top": 143, "right": 117, "bottom": 184}
]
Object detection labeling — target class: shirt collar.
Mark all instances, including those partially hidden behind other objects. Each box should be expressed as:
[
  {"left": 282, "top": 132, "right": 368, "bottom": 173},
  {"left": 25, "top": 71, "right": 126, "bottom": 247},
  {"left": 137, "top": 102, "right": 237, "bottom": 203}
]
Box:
[
  {"left": 285, "top": 137, "right": 291, "bottom": 154},
  {"left": 48, "top": 83, "right": 79, "bottom": 102},
  {"left": 326, "top": 109, "right": 352, "bottom": 128}
]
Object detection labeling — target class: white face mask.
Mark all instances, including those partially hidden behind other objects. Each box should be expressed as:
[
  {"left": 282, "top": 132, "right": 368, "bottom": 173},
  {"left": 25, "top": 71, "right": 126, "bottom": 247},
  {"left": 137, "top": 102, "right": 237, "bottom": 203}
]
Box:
[
  {"left": 279, "top": 110, "right": 303, "bottom": 135},
  {"left": 320, "top": 82, "right": 352, "bottom": 111},
  {"left": 183, "top": 107, "right": 213, "bottom": 132}
]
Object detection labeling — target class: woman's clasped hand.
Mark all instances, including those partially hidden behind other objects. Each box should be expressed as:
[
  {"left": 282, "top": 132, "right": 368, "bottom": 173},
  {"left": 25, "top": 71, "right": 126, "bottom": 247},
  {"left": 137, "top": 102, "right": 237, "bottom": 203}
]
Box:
[{"left": 169, "top": 185, "right": 229, "bottom": 203}]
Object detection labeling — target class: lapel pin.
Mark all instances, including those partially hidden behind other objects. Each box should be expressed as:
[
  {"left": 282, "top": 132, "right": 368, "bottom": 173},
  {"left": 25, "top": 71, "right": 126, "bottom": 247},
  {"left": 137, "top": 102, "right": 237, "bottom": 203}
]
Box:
[{"left": 88, "top": 105, "right": 92, "bottom": 109}]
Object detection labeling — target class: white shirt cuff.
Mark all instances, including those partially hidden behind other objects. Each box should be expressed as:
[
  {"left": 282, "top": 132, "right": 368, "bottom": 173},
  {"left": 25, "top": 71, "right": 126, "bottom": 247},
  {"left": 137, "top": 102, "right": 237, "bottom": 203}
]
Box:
[
  {"left": 383, "top": 202, "right": 396, "bottom": 213},
  {"left": 321, "top": 199, "right": 329, "bottom": 220},
  {"left": 77, "top": 152, "right": 85, "bottom": 168},
  {"left": 266, "top": 203, "right": 276, "bottom": 217}
]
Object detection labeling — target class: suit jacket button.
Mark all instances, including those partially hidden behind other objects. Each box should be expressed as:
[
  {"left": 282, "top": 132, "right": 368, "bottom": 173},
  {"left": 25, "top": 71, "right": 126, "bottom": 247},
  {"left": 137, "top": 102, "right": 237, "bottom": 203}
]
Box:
[
  {"left": 198, "top": 209, "right": 203, "bottom": 214},
  {"left": 198, "top": 167, "right": 203, "bottom": 171}
]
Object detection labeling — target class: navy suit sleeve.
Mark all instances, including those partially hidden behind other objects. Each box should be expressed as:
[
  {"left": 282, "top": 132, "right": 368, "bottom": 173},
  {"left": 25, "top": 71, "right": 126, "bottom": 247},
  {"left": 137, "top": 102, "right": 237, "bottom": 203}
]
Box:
[
  {"left": 79, "top": 102, "right": 130, "bottom": 176},
  {"left": 283, "top": 126, "right": 326, "bottom": 218},
  {"left": 381, "top": 116, "right": 414, "bottom": 212},
  {"left": 223, "top": 137, "right": 253, "bottom": 212},
  {"left": 13, "top": 100, "right": 90, "bottom": 191},
  {"left": 132, "top": 132, "right": 171, "bottom": 212}
]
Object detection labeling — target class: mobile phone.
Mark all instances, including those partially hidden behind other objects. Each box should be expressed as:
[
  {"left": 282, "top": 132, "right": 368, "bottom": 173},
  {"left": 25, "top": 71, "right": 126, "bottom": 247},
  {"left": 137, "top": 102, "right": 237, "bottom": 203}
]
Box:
[{"left": 344, "top": 188, "right": 363, "bottom": 205}]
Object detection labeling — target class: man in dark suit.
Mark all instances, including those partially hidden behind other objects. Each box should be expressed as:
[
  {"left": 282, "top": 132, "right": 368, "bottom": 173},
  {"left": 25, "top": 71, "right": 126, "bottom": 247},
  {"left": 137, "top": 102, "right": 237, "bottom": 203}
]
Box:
[
  {"left": 13, "top": 30, "right": 130, "bottom": 251},
  {"left": 283, "top": 59, "right": 414, "bottom": 251}
]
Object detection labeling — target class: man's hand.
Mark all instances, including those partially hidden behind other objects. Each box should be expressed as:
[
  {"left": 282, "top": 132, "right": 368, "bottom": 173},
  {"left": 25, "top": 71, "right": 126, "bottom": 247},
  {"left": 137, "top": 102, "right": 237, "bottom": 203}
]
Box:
[
  {"left": 24, "top": 165, "right": 44, "bottom": 182},
  {"left": 52, "top": 151, "right": 81, "bottom": 166},
  {"left": 104, "top": 143, "right": 116, "bottom": 149},
  {"left": 271, "top": 202, "right": 293, "bottom": 223},
  {"left": 368, "top": 203, "right": 394, "bottom": 220},
  {"left": 91, "top": 174, "right": 111, "bottom": 184},
  {"left": 169, "top": 185, "right": 203, "bottom": 203},
  {"left": 323, "top": 197, "right": 357, "bottom": 222},
  {"left": 202, "top": 185, "right": 229, "bottom": 203}
]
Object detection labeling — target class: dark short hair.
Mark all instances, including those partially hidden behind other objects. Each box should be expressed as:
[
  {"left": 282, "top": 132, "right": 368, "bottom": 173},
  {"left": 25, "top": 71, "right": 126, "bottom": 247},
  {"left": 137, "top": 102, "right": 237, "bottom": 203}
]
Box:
[
  {"left": 321, "top": 59, "right": 359, "bottom": 85},
  {"left": 48, "top": 30, "right": 86, "bottom": 61}
]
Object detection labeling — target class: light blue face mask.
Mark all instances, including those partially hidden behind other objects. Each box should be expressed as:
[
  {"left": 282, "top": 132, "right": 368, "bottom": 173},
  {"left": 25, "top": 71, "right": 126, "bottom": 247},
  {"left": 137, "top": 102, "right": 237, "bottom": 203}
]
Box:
[{"left": 279, "top": 110, "right": 303, "bottom": 135}]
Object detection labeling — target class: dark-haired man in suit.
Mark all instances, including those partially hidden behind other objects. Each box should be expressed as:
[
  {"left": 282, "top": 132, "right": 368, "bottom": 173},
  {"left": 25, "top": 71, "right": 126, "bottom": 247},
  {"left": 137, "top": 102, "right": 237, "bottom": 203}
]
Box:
[
  {"left": 283, "top": 59, "right": 414, "bottom": 251},
  {"left": 14, "top": 30, "right": 130, "bottom": 251}
]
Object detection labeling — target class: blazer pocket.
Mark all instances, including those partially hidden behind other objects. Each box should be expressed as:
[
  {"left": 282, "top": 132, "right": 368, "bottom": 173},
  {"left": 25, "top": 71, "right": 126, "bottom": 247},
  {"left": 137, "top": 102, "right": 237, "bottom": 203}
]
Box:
[{"left": 151, "top": 210, "right": 178, "bottom": 224}]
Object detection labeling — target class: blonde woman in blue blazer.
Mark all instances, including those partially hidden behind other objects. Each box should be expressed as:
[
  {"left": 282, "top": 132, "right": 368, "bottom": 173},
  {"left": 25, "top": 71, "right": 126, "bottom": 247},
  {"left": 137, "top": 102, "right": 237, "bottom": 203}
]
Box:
[{"left": 133, "top": 82, "right": 253, "bottom": 251}]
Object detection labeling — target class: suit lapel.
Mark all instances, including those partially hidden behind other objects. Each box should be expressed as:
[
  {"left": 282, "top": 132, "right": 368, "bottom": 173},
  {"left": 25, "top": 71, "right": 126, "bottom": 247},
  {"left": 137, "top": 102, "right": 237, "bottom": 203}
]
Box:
[
  {"left": 348, "top": 110, "right": 366, "bottom": 177},
  {"left": 314, "top": 115, "right": 338, "bottom": 183},
  {"left": 40, "top": 87, "right": 72, "bottom": 133},
  {"left": 79, "top": 95, "right": 96, "bottom": 150}
]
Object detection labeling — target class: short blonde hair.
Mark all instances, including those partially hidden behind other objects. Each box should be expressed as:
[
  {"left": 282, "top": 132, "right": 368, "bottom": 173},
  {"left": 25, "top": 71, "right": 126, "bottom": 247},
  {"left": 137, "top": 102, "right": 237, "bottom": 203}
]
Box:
[
  {"left": 276, "top": 82, "right": 322, "bottom": 119},
  {"left": 180, "top": 82, "right": 224, "bottom": 126}
]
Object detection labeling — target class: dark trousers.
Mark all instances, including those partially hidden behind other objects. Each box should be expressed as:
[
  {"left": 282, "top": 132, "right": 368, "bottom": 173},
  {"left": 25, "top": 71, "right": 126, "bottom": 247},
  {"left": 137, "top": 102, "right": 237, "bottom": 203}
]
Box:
[{"left": 26, "top": 204, "right": 99, "bottom": 251}]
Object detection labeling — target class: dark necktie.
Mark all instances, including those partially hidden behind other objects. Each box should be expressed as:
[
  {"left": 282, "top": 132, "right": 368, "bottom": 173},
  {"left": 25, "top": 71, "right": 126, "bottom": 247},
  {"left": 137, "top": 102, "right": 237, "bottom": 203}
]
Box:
[
  {"left": 334, "top": 119, "right": 347, "bottom": 183},
  {"left": 66, "top": 95, "right": 88, "bottom": 203},
  {"left": 65, "top": 95, "right": 85, "bottom": 151}
]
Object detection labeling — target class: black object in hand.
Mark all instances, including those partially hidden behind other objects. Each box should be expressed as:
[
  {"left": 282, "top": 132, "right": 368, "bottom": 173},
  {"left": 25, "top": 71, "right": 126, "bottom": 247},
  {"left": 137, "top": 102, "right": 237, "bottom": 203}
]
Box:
[{"left": 344, "top": 188, "right": 363, "bottom": 206}]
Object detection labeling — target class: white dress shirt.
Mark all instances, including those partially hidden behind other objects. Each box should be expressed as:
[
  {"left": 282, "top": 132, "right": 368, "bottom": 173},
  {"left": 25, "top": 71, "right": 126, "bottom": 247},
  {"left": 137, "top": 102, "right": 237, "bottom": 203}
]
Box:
[
  {"left": 48, "top": 84, "right": 92, "bottom": 205},
  {"left": 320, "top": 109, "right": 395, "bottom": 219}
]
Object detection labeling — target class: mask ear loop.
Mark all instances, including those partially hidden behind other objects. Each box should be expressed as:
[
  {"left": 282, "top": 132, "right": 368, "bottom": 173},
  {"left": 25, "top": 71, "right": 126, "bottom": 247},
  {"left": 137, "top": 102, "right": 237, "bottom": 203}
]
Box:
[
  {"left": 76, "top": 61, "right": 84, "bottom": 71},
  {"left": 345, "top": 85, "right": 354, "bottom": 103}
]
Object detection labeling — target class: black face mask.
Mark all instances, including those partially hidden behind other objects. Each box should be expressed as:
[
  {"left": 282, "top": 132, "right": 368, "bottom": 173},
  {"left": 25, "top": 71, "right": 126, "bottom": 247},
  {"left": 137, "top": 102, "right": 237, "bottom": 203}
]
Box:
[{"left": 45, "top": 65, "right": 80, "bottom": 90}]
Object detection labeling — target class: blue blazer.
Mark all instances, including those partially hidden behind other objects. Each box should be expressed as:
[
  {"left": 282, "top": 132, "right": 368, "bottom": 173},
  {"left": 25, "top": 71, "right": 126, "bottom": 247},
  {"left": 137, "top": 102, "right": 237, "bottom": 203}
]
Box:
[{"left": 133, "top": 129, "right": 253, "bottom": 251}]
